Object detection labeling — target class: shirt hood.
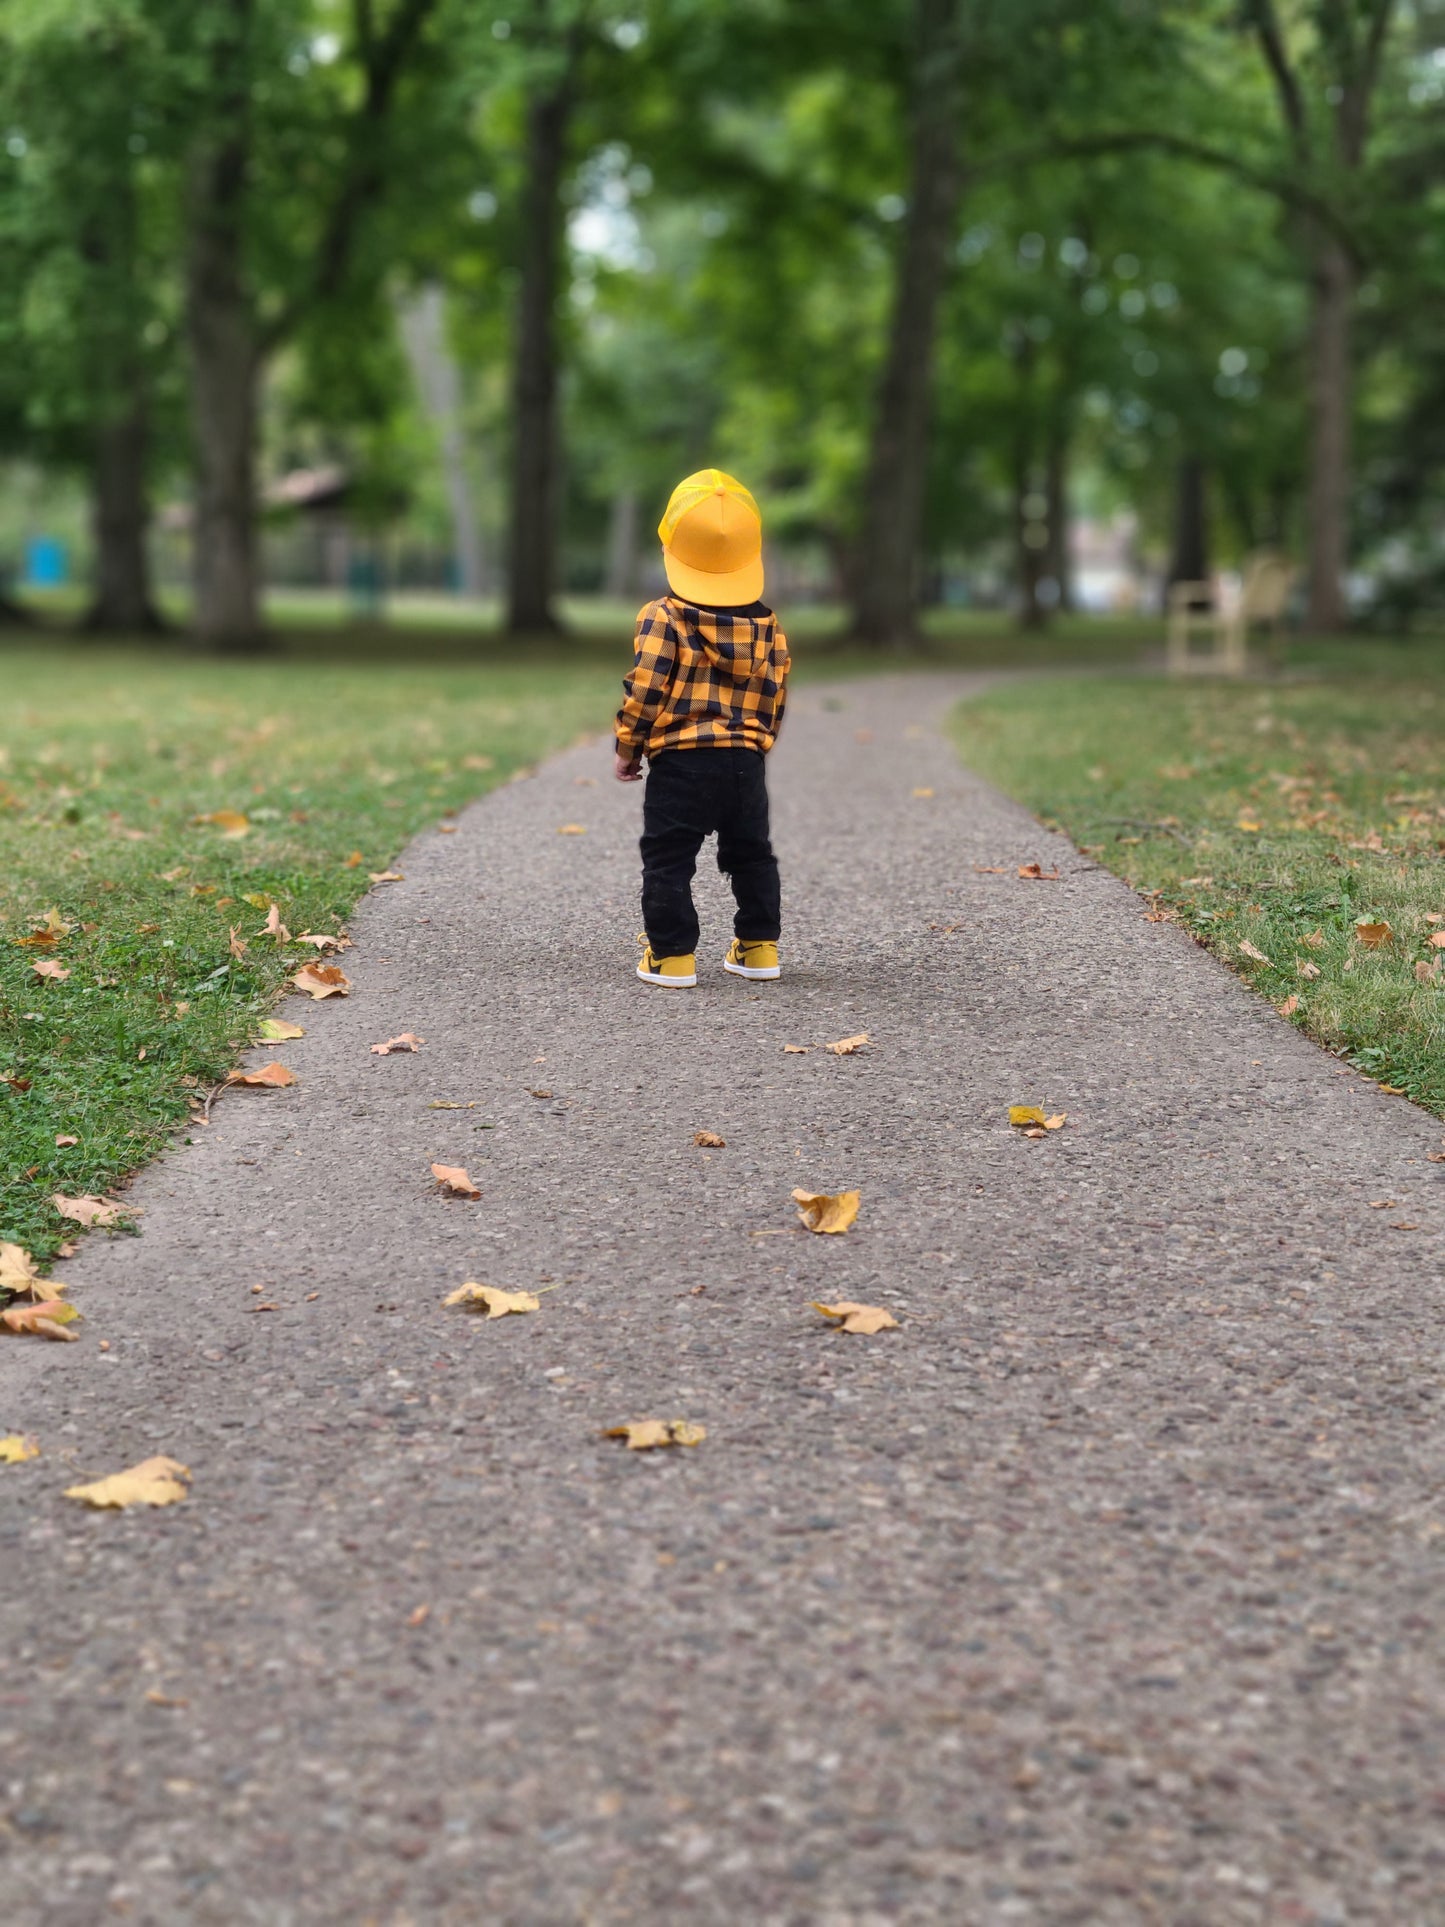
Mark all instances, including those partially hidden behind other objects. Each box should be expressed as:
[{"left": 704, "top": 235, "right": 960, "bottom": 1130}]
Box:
[{"left": 668, "top": 598, "right": 777, "bottom": 683}]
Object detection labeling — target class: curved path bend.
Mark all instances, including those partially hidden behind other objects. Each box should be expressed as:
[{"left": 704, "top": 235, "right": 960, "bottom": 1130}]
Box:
[{"left": 2, "top": 675, "right": 1443, "bottom": 1925}]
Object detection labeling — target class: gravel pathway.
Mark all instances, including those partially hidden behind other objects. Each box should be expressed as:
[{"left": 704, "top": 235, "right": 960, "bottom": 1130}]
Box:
[{"left": 3, "top": 674, "right": 1444, "bottom": 1926}]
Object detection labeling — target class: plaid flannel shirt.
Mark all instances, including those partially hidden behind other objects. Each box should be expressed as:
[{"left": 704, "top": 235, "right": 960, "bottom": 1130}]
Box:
[{"left": 615, "top": 597, "right": 790, "bottom": 761}]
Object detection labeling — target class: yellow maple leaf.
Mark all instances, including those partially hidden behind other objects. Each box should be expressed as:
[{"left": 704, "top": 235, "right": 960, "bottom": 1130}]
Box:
[
  {"left": 442, "top": 1282, "right": 539, "bottom": 1318},
  {"left": 1009, "top": 1105, "right": 1046, "bottom": 1128},
  {"left": 603, "top": 1419, "right": 706, "bottom": 1450},
  {"left": 0, "top": 1434, "right": 40, "bottom": 1464},
  {"left": 826, "top": 1033, "right": 870, "bottom": 1055},
  {"left": 811, "top": 1300, "right": 899, "bottom": 1335},
  {"left": 792, "top": 1187, "right": 861, "bottom": 1234},
  {"left": 65, "top": 1456, "right": 190, "bottom": 1509}
]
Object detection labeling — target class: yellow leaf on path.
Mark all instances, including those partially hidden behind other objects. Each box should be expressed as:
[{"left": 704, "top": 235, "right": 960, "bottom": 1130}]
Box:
[
  {"left": 53, "top": 1193, "right": 124, "bottom": 1227},
  {"left": 292, "top": 963, "right": 351, "bottom": 999},
  {"left": 1043, "top": 1113, "right": 1067, "bottom": 1131},
  {"left": 2, "top": 1300, "right": 80, "bottom": 1340},
  {"left": 1, "top": 1434, "right": 40, "bottom": 1463},
  {"left": 368, "top": 871, "right": 404, "bottom": 884},
  {"left": 1355, "top": 920, "right": 1392, "bottom": 949},
  {"left": 912, "top": 787, "right": 934, "bottom": 799},
  {"left": 1277, "top": 994, "right": 1300, "bottom": 1017},
  {"left": 195, "top": 810, "right": 250, "bottom": 838},
  {"left": 1237, "top": 940, "right": 1270, "bottom": 965},
  {"left": 31, "top": 958, "right": 69, "bottom": 981},
  {"left": 694, "top": 1130, "right": 726, "bottom": 1147},
  {"left": 371, "top": 1033, "right": 425, "bottom": 1055},
  {"left": 1009, "top": 1106, "right": 1046, "bottom": 1128},
  {"left": 811, "top": 1300, "right": 899, "bottom": 1335},
  {"left": 65, "top": 1456, "right": 190, "bottom": 1510},
  {"left": 432, "top": 1163, "right": 480, "bottom": 1199},
  {"left": 826, "top": 1033, "right": 870, "bottom": 1056},
  {"left": 226, "top": 1063, "right": 297, "bottom": 1089},
  {"left": 604, "top": 1419, "right": 706, "bottom": 1450},
  {"left": 442, "top": 1282, "right": 539, "bottom": 1318},
  {"left": 557, "top": 824, "right": 587, "bottom": 835},
  {"left": 792, "top": 1188, "right": 861, "bottom": 1235},
  {"left": 782, "top": 1044, "right": 810, "bottom": 1054},
  {"left": 258, "top": 1019, "right": 305, "bottom": 1042},
  {"left": 1297, "top": 959, "right": 1322, "bottom": 980}
]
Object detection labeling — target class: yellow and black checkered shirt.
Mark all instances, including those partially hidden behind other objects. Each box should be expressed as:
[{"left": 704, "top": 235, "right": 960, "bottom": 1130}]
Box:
[{"left": 615, "top": 597, "right": 790, "bottom": 760}]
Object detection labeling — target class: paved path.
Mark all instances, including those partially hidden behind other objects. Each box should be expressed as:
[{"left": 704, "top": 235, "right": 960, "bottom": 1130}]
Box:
[{"left": 3, "top": 676, "right": 1444, "bottom": 1926}]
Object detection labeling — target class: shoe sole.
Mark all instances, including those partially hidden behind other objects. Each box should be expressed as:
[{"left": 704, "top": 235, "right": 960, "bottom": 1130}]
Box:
[
  {"left": 723, "top": 958, "right": 781, "bottom": 981},
  {"left": 637, "top": 965, "right": 697, "bottom": 987}
]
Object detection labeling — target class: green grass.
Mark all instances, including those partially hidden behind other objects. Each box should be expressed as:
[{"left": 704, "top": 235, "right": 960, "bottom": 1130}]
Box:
[
  {"left": 954, "top": 643, "right": 1445, "bottom": 1118},
  {"left": 1, "top": 636, "right": 619, "bottom": 1270}
]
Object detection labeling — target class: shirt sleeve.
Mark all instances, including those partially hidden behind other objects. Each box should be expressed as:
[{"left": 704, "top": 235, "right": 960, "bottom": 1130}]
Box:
[
  {"left": 770, "top": 626, "right": 791, "bottom": 736},
  {"left": 615, "top": 602, "right": 677, "bottom": 757}
]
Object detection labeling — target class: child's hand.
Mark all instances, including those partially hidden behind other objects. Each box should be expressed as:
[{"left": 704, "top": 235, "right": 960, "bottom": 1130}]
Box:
[{"left": 614, "top": 751, "right": 643, "bottom": 783}]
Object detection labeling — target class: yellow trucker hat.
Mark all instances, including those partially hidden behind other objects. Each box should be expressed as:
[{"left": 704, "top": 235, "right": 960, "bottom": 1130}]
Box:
[{"left": 659, "top": 468, "right": 764, "bottom": 604}]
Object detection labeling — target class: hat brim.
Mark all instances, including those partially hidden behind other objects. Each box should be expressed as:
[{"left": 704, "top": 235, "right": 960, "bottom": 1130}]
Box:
[{"left": 663, "top": 549, "right": 764, "bottom": 606}]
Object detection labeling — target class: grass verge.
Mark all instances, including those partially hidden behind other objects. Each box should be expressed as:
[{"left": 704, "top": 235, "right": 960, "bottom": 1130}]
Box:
[
  {"left": 1, "top": 639, "right": 618, "bottom": 1269},
  {"left": 955, "top": 648, "right": 1445, "bottom": 1120}
]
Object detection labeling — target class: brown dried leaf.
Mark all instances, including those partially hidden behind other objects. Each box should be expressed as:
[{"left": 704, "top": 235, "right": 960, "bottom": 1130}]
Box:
[
  {"left": 65, "top": 1456, "right": 190, "bottom": 1509},
  {"left": 2, "top": 1299, "right": 80, "bottom": 1340},
  {"left": 1416, "top": 960, "right": 1440, "bottom": 985},
  {"left": 1297, "top": 959, "right": 1322, "bottom": 980},
  {"left": 55, "top": 1134, "right": 78, "bottom": 1147},
  {"left": 31, "top": 958, "right": 69, "bottom": 981},
  {"left": 368, "top": 870, "right": 404, "bottom": 884},
  {"left": 292, "top": 963, "right": 351, "bottom": 999},
  {"left": 226, "top": 1063, "right": 297, "bottom": 1089},
  {"left": 1277, "top": 994, "right": 1300, "bottom": 1017},
  {"left": 811, "top": 1300, "right": 899, "bottom": 1335},
  {"left": 912, "top": 787, "right": 934, "bottom": 798},
  {"left": 557, "top": 823, "right": 587, "bottom": 835},
  {"left": 371, "top": 1032, "right": 425, "bottom": 1055},
  {"left": 344, "top": 850, "right": 364, "bottom": 868},
  {"left": 782, "top": 1044, "right": 810, "bottom": 1054},
  {"left": 603, "top": 1419, "right": 706, "bottom": 1450},
  {"left": 52, "top": 1193, "right": 124, "bottom": 1226},
  {"left": 432, "top": 1163, "right": 480, "bottom": 1199},
  {"left": 1237, "top": 939, "right": 1270, "bottom": 965},
  {"left": 1427, "top": 932, "right": 1445, "bottom": 950},
  {"left": 228, "top": 926, "right": 248, "bottom": 960},
  {"left": 1017, "top": 862, "right": 1061, "bottom": 880},
  {"left": 1355, "top": 919, "right": 1392, "bottom": 949},
  {"left": 826, "top": 1033, "right": 870, "bottom": 1056},
  {"left": 442, "top": 1282, "right": 538, "bottom": 1318},
  {"left": 262, "top": 903, "right": 290, "bottom": 944},
  {"left": 295, "top": 932, "right": 350, "bottom": 951},
  {"left": 1300, "top": 929, "right": 1326, "bottom": 948},
  {"left": 792, "top": 1187, "right": 861, "bottom": 1235},
  {"left": 973, "top": 864, "right": 1007, "bottom": 874},
  {"left": 693, "top": 1130, "right": 726, "bottom": 1148}
]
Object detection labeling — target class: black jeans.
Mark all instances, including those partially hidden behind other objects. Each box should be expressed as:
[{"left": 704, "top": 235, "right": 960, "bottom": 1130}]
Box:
[{"left": 641, "top": 748, "right": 781, "bottom": 958}]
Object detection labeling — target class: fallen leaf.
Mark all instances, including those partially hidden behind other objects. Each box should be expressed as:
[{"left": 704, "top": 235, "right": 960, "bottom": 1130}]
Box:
[
  {"left": 258, "top": 1019, "right": 305, "bottom": 1041},
  {"left": 1277, "top": 994, "right": 1300, "bottom": 1017},
  {"left": 160, "top": 866, "right": 189, "bottom": 882},
  {"left": 1180, "top": 875, "right": 1214, "bottom": 886},
  {"left": 428, "top": 1100, "right": 475, "bottom": 1110},
  {"left": 4, "top": 1074, "right": 32, "bottom": 1092},
  {"left": 368, "top": 871, "right": 404, "bottom": 884},
  {"left": 262, "top": 904, "right": 290, "bottom": 944},
  {"left": 31, "top": 907, "right": 73, "bottom": 939},
  {"left": 65, "top": 1456, "right": 190, "bottom": 1509},
  {"left": 782, "top": 1044, "right": 810, "bottom": 1054},
  {"left": 604, "top": 1419, "right": 706, "bottom": 1450},
  {"left": 1416, "top": 960, "right": 1440, "bottom": 984},
  {"left": 912, "top": 787, "right": 934, "bottom": 799},
  {"left": 228, "top": 926, "right": 248, "bottom": 960},
  {"left": 826, "top": 1033, "right": 870, "bottom": 1056},
  {"left": 295, "top": 932, "right": 349, "bottom": 951},
  {"left": 32, "top": 958, "right": 69, "bottom": 981},
  {"left": 811, "top": 1299, "right": 899, "bottom": 1335},
  {"left": 0, "top": 1242, "right": 42, "bottom": 1295},
  {"left": 432, "top": 1163, "right": 480, "bottom": 1199},
  {"left": 292, "top": 963, "right": 351, "bottom": 999},
  {"left": 1009, "top": 1106, "right": 1046, "bottom": 1128},
  {"left": 407, "top": 1604, "right": 431, "bottom": 1627},
  {"left": 2, "top": 1300, "right": 80, "bottom": 1340},
  {"left": 557, "top": 824, "right": 587, "bottom": 835},
  {"left": 371, "top": 1033, "right": 424, "bottom": 1055},
  {"left": 1042, "top": 1113, "right": 1067, "bottom": 1130},
  {"left": 1017, "top": 862, "right": 1061, "bottom": 881},
  {"left": 0, "top": 1434, "right": 40, "bottom": 1463},
  {"left": 792, "top": 1187, "right": 861, "bottom": 1235},
  {"left": 344, "top": 850, "right": 364, "bottom": 868},
  {"left": 195, "top": 810, "right": 250, "bottom": 838},
  {"left": 1237, "top": 939, "right": 1271, "bottom": 965},
  {"left": 442, "top": 1282, "right": 538, "bottom": 1317},
  {"left": 242, "top": 892, "right": 271, "bottom": 911},
  {"left": 1236, "top": 815, "right": 1261, "bottom": 833},
  {"left": 973, "top": 865, "right": 1007, "bottom": 874},
  {"left": 438, "top": 824, "right": 459, "bottom": 834},
  {"left": 55, "top": 1133, "right": 78, "bottom": 1147},
  {"left": 1428, "top": 932, "right": 1445, "bottom": 950},
  {"left": 1300, "top": 930, "right": 1326, "bottom": 948},
  {"left": 52, "top": 1193, "right": 124, "bottom": 1227},
  {"left": 529, "top": 1088, "right": 553, "bottom": 1100},
  {"left": 694, "top": 1130, "right": 726, "bottom": 1148},
  {"left": 145, "top": 1689, "right": 190, "bottom": 1708},
  {"left": 464, "top": 754, "right": 495, "bottom": 771},
  {"left": 1355, "top": 919, "right": 1392, "bottom": 948},
  {"left": 1297, "top": 959, "right": 1322, "bottom": 980},
  {"left": 226, "top": 1063, "right": 297, "bottom": 1089}
]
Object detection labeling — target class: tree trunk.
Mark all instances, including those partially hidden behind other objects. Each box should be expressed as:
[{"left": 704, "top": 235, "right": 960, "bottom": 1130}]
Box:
[
  {"left": 183, "top": 0, "right": 264, "bottom": 651},
  {"left": 1305, "top": 235, "right": 1354, "bottom": 632},
  {"left": 1168, "top": 456, "right": 1211, "bottom": 588},
  {"left": 1044, "top": 428, "right": 1073, "bottom": 613},
  {"left": 604, "top": 487, "right": 639, "bottom": 601},
  {"left": 848, "top": 0, "right": 965, "bottom": 646},
  {"left": 398, "top": 284, "right": 486, "bottom": 598},
  {"left": 1014, "top": 457, "right": 1048, "bottom": 631},
  {"left": 82, "top": 397, "right": 166, "bottom": 635},
  {"left": 506, "top": 71, "right": 574, "bottom": 637}
]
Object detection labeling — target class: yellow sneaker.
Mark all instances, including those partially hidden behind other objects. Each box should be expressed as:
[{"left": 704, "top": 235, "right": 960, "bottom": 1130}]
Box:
[
  {"left": 723, "top": 938, "right": 780, "bottom": 981},
  {"left": 637, "top": 940, "right": 697, "bottom": 987}
]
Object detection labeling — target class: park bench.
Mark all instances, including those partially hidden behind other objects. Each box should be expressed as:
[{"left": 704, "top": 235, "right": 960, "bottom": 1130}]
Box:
[{"left": 1166, "top": 550, "right": 1295, "bottom": 677}]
